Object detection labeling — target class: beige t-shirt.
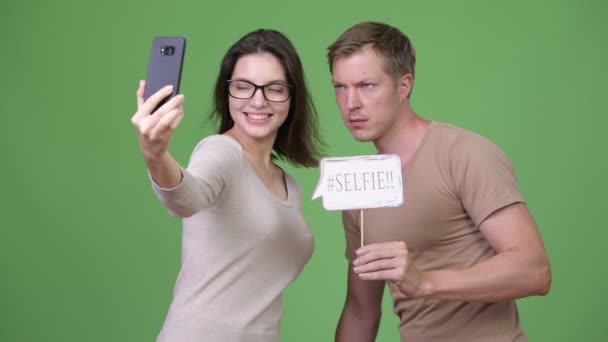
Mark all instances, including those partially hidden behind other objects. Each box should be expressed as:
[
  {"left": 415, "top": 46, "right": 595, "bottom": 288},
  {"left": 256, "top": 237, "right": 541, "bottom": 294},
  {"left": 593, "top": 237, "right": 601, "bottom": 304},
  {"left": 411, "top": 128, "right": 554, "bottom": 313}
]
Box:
[
  {"left": 344, "top": 122, "right": 527, "bottom": 341},
  {"left": 152, "top": 135, "right": 314, "bottom": 342}
]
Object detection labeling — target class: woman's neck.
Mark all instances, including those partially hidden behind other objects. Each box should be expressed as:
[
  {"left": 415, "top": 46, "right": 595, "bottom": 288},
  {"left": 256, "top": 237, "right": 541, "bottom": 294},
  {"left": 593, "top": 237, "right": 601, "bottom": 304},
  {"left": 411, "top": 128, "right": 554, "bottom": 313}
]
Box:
[{"left": 225, "top": 127, "right": 276, "bottom": 170}]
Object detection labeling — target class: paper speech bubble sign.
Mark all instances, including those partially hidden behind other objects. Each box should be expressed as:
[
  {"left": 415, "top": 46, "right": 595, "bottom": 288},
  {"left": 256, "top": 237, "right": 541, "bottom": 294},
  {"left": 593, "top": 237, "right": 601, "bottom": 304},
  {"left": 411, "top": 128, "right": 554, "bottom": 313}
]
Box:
[{"left": 312, "top": 154, "right": 403, "bottom": 211}]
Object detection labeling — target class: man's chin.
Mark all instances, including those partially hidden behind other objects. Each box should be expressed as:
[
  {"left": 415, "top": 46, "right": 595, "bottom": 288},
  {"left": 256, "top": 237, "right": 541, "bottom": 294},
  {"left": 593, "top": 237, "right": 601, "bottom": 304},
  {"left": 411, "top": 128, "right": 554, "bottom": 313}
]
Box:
[{"left": 350, "top": 132, "right": 374, "bottom": 142}]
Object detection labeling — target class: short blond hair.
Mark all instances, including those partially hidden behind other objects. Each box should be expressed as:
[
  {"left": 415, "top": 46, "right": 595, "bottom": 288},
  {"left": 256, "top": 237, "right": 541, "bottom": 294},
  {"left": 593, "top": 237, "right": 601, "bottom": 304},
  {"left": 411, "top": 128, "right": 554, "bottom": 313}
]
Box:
[{"left": 328, "top": 21, "right": 416, "bottom": 83}]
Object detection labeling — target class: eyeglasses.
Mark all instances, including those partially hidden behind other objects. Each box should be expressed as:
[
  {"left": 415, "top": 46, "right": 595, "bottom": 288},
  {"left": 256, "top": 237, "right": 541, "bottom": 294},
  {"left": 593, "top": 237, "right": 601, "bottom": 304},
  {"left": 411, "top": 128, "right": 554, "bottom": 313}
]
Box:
[{"left": 227, "top": 79, "right": 292, "bottom": 103}]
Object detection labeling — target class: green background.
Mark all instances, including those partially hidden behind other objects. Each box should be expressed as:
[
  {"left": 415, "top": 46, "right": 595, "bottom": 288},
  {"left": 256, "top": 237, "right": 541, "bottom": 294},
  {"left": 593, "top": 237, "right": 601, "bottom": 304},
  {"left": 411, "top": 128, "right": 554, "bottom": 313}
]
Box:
[{"left": 1, "top": 0, "right": 606, "bottom": 340}]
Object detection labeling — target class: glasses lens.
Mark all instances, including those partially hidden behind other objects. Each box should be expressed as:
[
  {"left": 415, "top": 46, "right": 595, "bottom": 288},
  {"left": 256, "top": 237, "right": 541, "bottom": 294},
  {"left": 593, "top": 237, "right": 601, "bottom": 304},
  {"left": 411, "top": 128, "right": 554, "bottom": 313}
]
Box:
[
  {"left": 228, "top": 80, "right": 291, "bottom": 102},
  {"left": 228, "top": 81, "right": 255, "bottom": 99},
  {"left": 264, "top": 84, "right": 290, "bottom": 102}
]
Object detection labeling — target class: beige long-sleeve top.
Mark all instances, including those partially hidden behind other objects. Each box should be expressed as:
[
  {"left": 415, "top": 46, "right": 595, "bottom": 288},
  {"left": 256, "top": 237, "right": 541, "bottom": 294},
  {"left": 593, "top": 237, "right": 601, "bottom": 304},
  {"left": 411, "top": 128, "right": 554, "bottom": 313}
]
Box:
[{"left": 152, "top": 135, "right": 314, "bottom": 342}]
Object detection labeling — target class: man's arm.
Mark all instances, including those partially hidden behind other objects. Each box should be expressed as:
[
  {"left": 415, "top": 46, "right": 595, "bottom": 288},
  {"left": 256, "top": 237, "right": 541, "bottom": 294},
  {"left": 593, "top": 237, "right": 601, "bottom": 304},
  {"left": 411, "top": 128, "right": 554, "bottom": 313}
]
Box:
[
  {"left": 422, "top": 202, "right": 551, "bottom": 301},
  {"left": 336, "top": 264, "right": 385, "bottom": 342},
  {"left": 353, "top": 203, "right": 551, "bottom": 302}
]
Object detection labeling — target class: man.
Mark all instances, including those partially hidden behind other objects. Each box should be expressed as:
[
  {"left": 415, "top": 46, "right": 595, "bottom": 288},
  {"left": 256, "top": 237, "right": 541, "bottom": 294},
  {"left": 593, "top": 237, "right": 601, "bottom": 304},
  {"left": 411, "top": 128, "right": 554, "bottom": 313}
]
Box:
[{"left": 328, "top": 21, "right": 551, "bottom": 341}]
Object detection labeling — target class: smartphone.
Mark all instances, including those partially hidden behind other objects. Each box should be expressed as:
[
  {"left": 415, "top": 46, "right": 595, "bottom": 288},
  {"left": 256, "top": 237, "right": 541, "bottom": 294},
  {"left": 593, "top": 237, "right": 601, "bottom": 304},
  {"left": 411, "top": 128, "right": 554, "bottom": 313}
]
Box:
[{"left": 143, "top": 36, "right": 186, "bottom": 112}]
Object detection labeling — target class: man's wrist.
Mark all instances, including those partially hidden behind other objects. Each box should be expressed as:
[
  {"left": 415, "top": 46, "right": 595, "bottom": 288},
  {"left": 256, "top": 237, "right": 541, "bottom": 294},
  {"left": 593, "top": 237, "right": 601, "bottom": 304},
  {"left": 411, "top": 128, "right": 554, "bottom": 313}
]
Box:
[{"left": 419, "top": 271, "right": 434, "bottom": 298}]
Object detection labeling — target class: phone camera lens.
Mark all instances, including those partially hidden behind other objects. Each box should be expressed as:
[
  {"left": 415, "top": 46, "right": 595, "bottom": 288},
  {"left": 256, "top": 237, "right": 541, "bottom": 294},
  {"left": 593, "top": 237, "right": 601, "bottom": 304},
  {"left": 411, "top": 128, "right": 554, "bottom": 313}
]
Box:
[{"left": 161, "top": 46, "right": 175, "bottom": 56}]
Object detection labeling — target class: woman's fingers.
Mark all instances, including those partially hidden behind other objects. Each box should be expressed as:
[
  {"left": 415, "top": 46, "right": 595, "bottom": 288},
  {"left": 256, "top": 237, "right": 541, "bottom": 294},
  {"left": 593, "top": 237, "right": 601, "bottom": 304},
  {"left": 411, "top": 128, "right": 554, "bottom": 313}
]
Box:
[
  {"left": 154, "top": 94, "right": 184, "bottom": 117},
  {"left": 136, "top": 80, "right": 146, "bottom": 109},
  {"left": 131, "top": 82, "right": 185, "bottom": 160},
  {"left": 132, "top": 81, "right": 148, "bottom": 125},
  {"left": 139, "top": 100, "right": 184, "bottom": 145},
  {"left": 134, "top": 93, "right": 184, "bottom": 129},
  {"left": 152, "top": 105, "right": 184, "bottom": 137},
  {"left": 140, "top": 85, "right": 174, "bottom": 116}
]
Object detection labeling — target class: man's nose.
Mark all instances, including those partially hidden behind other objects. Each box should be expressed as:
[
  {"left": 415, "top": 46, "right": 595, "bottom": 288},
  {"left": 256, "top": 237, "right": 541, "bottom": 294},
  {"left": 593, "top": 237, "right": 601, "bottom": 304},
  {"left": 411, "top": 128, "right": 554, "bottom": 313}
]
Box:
[{"left": 346, "top": 89, "right": 361, "bottom": 110}]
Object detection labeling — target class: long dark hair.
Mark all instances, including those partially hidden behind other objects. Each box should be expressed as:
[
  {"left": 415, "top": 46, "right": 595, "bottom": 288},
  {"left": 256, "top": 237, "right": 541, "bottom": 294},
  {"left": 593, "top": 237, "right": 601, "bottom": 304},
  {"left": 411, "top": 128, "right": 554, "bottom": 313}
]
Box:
[{"left": 211, "top": 29, "right": 324, "bottom": 167}]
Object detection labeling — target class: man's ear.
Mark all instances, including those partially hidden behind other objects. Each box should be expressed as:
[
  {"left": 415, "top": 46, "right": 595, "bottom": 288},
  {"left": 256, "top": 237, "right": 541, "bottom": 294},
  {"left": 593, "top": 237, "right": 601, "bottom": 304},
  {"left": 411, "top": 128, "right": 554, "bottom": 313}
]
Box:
[{"left": 398, "top": 73, "right": 413, "bottom": 101}]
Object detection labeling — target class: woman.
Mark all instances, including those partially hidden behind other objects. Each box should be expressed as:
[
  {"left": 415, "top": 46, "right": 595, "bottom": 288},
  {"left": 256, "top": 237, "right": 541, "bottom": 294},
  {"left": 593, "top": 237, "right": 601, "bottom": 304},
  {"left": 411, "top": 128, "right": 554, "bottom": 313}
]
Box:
[{"left": 131, "top": 29, "right": 323, "bottom": 342}]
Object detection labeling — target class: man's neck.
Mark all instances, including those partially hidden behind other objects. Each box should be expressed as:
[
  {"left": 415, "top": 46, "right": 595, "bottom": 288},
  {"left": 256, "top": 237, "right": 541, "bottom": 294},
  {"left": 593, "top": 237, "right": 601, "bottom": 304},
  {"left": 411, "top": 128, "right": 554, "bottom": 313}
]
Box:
[{"left": 374, "top": 110, "right": 430, "bottom": 169}]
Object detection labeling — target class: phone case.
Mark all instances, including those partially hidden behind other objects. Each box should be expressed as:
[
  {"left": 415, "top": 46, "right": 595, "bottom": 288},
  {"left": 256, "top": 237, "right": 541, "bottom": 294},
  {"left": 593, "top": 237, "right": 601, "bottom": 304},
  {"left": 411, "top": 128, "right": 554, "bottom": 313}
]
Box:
[{"left": 143, "top": 37, "right": 186, "bottom": 111}]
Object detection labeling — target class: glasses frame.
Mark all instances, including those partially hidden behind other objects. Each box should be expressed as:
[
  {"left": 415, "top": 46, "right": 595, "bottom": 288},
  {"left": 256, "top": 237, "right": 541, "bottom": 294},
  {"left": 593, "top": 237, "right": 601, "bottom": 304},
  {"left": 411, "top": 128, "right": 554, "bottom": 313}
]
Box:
[{"left": 227, "top": 79, "right": 293, "bottom": 103}]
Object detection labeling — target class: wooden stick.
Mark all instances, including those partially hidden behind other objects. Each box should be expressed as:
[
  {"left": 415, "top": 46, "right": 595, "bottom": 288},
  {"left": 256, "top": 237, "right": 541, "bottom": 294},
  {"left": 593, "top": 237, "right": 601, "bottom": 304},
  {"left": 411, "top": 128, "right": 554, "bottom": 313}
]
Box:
[{"left": 360, "top": 209, "right": 364, "bottom": 247}]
